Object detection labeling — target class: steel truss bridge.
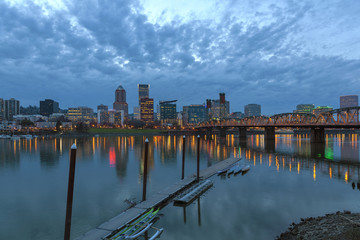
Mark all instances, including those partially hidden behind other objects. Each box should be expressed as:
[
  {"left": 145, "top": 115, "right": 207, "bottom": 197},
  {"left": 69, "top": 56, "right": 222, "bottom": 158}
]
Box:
[{"left": 196, "top": 107, "right": 360, "bottom": 142}]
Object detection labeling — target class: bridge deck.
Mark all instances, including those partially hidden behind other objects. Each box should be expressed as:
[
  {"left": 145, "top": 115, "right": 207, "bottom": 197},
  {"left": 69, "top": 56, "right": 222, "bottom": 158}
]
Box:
[{"left": 75, "top": 157, "right": 240, "bottom": 240}]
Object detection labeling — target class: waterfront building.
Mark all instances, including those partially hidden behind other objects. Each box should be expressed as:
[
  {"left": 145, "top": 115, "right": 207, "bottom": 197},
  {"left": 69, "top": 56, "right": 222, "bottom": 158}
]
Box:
[
  {"left": 99, "top": 110, "right": 124, "bottom": 125},
  {"left": 20, "top": 105, "right": 39, "bottom": 115},
  {"left": 67, "top": 106, "right": 94, "bottom": 123},
  {"left": 35, "top": 119, "right": 72, "bottom": 129},
  {"left": 156, "top": 105, "right": 161, "bottom": 121},
  {"left": 49, "top": 113, "right": 66, "bottom": 121},
  {"left": 113, "top": 85, "right": 128, "bottom": 117},
  {"left": 340, "top": 95, "right": 358, "bottom": 108},
  {"left": 229, "top": 112, "right": 244, "bottom": 119},
  {"left": 133, "top": 106, "right": 141, "bottom": 120},
  {"left": 160, "top": 102, "right": 177, "bottom": 125},
  {"left": 97, "top": 104, "right": 108, "bottom": 112},
  {"left": 183, "top": 104, "right": 207, "bottom": 124},
  {"left": 99, "top": 111, "right": 109, "bottom": 125},
  {"left": 13, "top": 114, "right": 47, "bottom": 123},
  {"left": 177, "top": 112, "right": 183, "bottom": 126},
  {"left": 4, "top": 98, "right": 20, "bottom": 121},
  {"left": 109, "top": 110, "right": 124, "bottom": 125},
  {"left": 40, "top": 99, "right": 59, "bottom": 116},
  {"left": 0, "top": 98, "right": 4, "bottom": 121},
  {"left": 206, "top": 93, "right": 230, "bottom": 120},
  {"left": 138, "top": 84, "right": 150, "bottom": 105},
  {"left": 140, "top": 98, "right": 154, "bottom": 123},
  {"left": 97, "top": 104, "right": 109, "bottom": 123},
  {"left": 293, "top": 104, "right": 315, "bottom": 114},
  {"left": 313, "top": 106, "right": 333, "bottom": 117},
  {"left": 244, "top": 104, "right": 261, "bottom": 117}
]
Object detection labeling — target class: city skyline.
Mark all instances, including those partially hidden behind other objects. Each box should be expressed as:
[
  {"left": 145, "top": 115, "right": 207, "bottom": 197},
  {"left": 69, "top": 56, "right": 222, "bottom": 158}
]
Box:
[{"left": 1, "top": 0, "right": 360, "bottom": 115}]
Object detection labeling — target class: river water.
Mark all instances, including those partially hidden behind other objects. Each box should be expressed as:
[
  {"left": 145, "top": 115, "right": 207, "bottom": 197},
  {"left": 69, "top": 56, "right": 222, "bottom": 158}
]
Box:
[{"left": 0, "top": 133, "right": 359, "bottom": 239}]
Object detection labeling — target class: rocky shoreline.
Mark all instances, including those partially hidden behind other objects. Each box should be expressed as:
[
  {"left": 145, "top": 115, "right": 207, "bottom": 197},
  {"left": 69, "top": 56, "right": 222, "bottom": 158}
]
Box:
[{"left": 277, "top": 211, "right": 360, "bottom": 240}]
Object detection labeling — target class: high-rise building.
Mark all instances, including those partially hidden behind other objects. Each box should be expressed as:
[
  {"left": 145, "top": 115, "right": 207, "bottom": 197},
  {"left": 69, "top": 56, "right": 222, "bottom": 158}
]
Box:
[
  {"left": 0, "top": 98, "right": 4, "bottom": 121},
  {"left": 183, "top": 105, "right": 207, "bottom": 124},
  {"left": 67, "top": 106, "right": 94, "bottom": 122},
  {"left": 138, "top": 84, "right": 150, "bottom": 105},
  {"left": 133, "top": 106, "right": 141, "bottom": 120},
  {"left": 229, "top": 112, "right": 244, "bottom": 119},
  {"left": 160, "top": 102, "right": 177, "bottom": 124},
  {"left": 293, "top": 104, "right": 315, "bottom": 114},
  {"left": 99, "top": 110, "right": 124, "bottom": 125},
  {"left": 4, "top": 98, "right": 20, "bottom": 121},
  {"left": 244, "top": 104, "right": 261, "bottom": 117},
  {"left": 207, "top": 93, "right": 230, "bottom": 120},
  {"left": 140, "top": 98, "right": 154, "bottom": 123},
  {"left": 113, "top": 85, "right": 128, "bottom": 117},
  {"left": 97, "top": 104, "right": 108, "bottom": 123},
  {"left": 40, "top": 99, "right": 59, "bottom": 116},
  {"left": 340, "top": 95, "right": 358, "bottom": 108},
  {"left": 313, "top": 106, "right": 333, "bottom": 117},
  {"left": 97, "top": 104, "right": 108, "bottom": 112}
]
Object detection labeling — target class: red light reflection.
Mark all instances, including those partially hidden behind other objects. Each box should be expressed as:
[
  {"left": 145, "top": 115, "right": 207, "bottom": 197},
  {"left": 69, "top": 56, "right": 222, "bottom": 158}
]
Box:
[{"left": 109, "top": 147, "right": 116, "bottom": 167}]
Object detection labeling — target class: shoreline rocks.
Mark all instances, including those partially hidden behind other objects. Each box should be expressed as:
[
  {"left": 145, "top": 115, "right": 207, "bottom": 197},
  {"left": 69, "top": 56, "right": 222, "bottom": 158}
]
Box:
[{"left": 277, "top": 211, "right": 360, "bottom": 240}]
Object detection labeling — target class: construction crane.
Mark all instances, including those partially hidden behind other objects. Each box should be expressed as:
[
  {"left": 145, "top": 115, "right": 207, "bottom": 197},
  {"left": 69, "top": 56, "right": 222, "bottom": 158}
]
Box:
[{"left": 159, "top": 100, "right": 177, "bottom": 104}]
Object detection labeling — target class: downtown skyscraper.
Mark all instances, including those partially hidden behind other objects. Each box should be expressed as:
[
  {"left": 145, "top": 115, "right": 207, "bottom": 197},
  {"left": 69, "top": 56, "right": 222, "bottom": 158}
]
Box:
[{"left": 113, "top": 85, "right": 128, "bottom": 117}]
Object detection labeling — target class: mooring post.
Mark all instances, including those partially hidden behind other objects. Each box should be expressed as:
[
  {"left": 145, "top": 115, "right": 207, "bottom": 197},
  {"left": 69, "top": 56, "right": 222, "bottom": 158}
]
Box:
[
  {"left": 197, "top": 135, "right": 200, "bottom": 182},
  {"left": 182, "top": 135, "right": 186, "bottom": 180},
  {"left": 142, "top": 138, "right": 149, "bottom": 201},
  {"left": 183, "top": 206, "right": 187, "bottom": 224},
  {"left": 64, "top": 144, "right": 77, "bottom": 240},
  {"left": 197, "top": 197, "right": 201, "bottom": 226}
]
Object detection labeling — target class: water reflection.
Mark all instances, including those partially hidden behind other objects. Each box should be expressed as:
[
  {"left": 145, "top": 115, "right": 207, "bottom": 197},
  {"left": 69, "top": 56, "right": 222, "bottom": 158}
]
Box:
[
  {"left": 234, "top": 133, "right": 360, "bottom": 185},
  {"left": 0, "top": 133, "right": 360, "bottom": 240}
]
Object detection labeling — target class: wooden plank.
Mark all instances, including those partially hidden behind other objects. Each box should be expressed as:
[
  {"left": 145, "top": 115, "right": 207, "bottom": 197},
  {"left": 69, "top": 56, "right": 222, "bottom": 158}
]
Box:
[
  {"left": 158, "top": 177, "right": 196, "bottom": 196},
  {"left": 200, "top": 157, "right": 240, "bottom": 179},
  {"left": 134, "top": 194, "right": 172, "bottom": 210},
  {"left": 98, "top": 207, "right": 147, "bottom": 231}
]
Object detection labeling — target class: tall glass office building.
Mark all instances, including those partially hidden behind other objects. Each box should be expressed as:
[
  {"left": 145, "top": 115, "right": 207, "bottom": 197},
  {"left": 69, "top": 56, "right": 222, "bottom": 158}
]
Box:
[{"left": 340, "top": 95, "right": 358, "bottom": 108}]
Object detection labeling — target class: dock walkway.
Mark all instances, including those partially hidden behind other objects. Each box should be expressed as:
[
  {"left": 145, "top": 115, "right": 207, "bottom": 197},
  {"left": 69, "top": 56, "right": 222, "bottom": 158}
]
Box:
[{"left": 75, "top": 157, "right": 240, "bottom": 240}]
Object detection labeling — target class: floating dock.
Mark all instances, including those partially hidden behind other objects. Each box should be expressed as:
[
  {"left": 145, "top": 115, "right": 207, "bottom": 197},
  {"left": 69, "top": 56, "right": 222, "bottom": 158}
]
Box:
[
  {"left": 173, "top": 179, "right": 213, "bottom": 205},
  {"left": 75, "top": 157, "right": 240, "bottom": 240}
]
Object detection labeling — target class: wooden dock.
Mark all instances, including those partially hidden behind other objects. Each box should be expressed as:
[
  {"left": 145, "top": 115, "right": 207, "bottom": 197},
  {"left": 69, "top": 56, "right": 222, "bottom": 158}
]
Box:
[{"left": 75, "top": 157, "right": 240, "bottom": 240}]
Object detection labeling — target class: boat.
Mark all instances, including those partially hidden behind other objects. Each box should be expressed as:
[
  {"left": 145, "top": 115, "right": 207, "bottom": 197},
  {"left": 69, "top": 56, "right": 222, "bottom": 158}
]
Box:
[
  {"left": 231, "top": 165, "right": 244, "bottom": 175},
  {"left": 174, "top": 179, "right": 213, "bottom": 205},
  {"left": 227, "top": 164, "right": 241, "bottom": 175},
  {"left": 106, "top": 208, "right": 163, "bottom": 240},
  {"left": 241, "top": 164, "right": 250, "bottom": 172},
  {"left": 0, "top": 135, "right": 11, "bottom": 139},
  {"left": 217, "top": 158, "right": 242, "bottom": 175}
]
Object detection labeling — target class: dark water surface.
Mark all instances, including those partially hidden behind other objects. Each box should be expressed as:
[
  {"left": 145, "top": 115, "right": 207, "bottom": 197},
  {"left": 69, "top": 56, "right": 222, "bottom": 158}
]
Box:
[{"left": 0, "top": 134, "right": 359, "bottom": 239}]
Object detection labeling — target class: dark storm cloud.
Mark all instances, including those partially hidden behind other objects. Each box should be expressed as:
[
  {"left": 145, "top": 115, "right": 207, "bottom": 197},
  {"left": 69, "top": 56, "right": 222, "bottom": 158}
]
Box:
[{"left": 0, "top": 0, "right": 359, "bottom": 114}]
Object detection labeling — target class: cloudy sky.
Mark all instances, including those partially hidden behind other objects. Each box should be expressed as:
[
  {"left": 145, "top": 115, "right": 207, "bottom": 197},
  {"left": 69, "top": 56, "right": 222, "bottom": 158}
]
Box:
[{"left": 1, "top": 0, "right": 359, "bottom": 115}]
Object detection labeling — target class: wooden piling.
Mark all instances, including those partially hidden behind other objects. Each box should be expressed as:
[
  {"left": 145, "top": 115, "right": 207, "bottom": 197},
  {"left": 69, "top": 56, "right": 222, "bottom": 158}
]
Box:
[
  {"left": 197, "top": 135, "right": 200, "bottom": 182},
  {"left": 142, "top": 139, "right": 149, "bottom": 201},
  {"left": 64, "top": 144, "right": 77, "bottom": 240},
  {"left": 181, "top": 135, "right": 186, "bottom": 180}
]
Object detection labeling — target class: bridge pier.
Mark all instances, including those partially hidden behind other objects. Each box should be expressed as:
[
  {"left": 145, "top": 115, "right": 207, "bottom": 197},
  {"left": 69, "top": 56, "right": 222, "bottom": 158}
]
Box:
[
  {"left": 311, "top": 142, "right": 325, "bottom": 159},
  {"left": 206, "top": 128, "right": 212, "bottom": 140},
  {"left": 219, "top": 127, "right": 227, "bottom": 138},
  {"left": 264, "top": 127, "right": 275, "bottom": 141},
  {"left": 264, "top": 127, "right": 275, "bottom": 153},
  {"left": 265, "top": 139, "right": 275, "bottom": 153},
  {"left": 310, "top": 127, "right": 325, "bottom": 143},
  {"left": 238, "top": 127, "right": 247, "bottom": 141}
]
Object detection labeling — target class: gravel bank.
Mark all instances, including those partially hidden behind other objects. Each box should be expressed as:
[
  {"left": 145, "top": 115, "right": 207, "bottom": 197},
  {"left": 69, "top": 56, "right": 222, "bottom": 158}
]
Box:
[{"left": 277, "top": 211, "right": 360, "bottom": 240}]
